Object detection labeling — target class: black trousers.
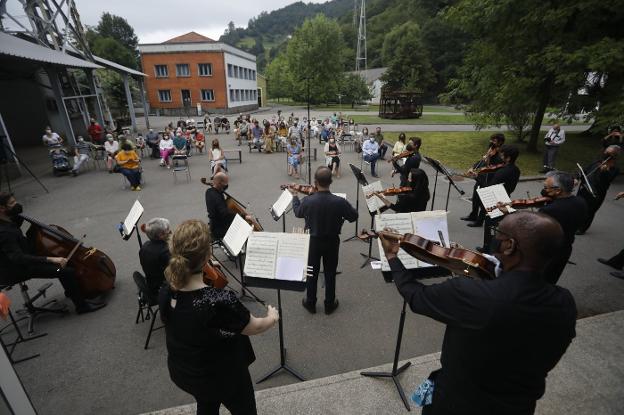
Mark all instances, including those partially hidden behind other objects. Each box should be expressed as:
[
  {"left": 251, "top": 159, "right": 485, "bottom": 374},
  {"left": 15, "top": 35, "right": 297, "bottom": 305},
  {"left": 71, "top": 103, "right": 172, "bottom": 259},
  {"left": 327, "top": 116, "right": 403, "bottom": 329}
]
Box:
[
  {"left": 5, "top": 264, "right": 84, "bottom": 307},
  {"left": 194, "top": 370, "right": 257, "bottom": 415},
  {"left": 306, "top": 235, "right": 339, "bottom": 305},
  {"left": 578, "top": 188, "right": 605, "bottom": 233},
  {"left": 468, "top": 182, "right": 486, "bottom": 223}
]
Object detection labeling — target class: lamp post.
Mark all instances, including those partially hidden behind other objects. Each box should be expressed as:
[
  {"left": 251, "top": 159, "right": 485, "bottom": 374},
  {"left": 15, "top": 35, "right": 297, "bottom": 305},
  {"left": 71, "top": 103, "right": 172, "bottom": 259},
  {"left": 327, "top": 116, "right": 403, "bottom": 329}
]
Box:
[{"left": 307, "top": 79, "right": 311, "bottom": 184}]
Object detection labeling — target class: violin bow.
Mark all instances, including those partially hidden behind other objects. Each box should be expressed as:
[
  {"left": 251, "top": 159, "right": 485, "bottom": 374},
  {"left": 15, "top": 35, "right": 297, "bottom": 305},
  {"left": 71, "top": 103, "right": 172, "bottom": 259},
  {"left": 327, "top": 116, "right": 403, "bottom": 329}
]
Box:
[{"left": 57, "top": 234, "right": 86, "bottom": 272}]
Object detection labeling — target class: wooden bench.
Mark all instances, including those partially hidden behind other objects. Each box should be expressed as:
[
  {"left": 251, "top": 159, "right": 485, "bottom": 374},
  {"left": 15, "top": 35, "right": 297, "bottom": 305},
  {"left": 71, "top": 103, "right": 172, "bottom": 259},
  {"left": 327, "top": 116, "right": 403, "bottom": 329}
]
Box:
[{"left": 223, "top": 148, "right": 242, "bottom": 163}]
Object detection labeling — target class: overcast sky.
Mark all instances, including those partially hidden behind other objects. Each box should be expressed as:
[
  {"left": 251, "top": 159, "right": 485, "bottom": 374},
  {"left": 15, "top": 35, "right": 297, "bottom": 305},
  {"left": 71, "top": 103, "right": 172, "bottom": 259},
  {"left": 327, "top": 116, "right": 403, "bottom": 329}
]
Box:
[{"left": 3, "top": 0, "right": 326, "bottom": 44}]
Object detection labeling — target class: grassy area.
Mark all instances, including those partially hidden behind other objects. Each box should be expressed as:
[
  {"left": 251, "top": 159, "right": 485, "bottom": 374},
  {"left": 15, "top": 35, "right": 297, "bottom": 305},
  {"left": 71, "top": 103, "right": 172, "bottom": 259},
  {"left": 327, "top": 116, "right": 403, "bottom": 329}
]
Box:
[
  {"left": 381, "top": 131, "right": 612, "bottom": 176},
  {"left": 352, "top": 114, "right": 472, "bottom": 124}
]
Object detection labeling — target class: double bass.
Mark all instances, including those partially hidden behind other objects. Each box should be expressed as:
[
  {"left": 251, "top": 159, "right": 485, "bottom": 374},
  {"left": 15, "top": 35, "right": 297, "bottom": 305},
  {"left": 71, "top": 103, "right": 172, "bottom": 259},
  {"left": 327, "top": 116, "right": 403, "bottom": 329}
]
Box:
[
  {"left": 21, "top": 215, "right": 116, "bottom": 299},
  {"left": 200, "top": 177, "right": 263, "bottom": 231}
]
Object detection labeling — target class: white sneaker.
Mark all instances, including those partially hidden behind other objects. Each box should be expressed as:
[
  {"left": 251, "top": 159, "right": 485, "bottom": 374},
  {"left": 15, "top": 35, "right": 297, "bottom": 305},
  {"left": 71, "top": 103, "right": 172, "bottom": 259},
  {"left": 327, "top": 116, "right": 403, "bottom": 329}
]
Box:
[{"left": 159, "top": 159, "right": 165, "bottom": 166}]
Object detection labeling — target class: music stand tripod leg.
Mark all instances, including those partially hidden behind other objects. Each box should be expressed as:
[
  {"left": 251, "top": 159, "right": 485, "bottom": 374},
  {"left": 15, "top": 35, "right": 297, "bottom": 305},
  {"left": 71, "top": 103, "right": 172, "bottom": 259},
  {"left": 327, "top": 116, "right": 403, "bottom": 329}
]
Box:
[
  {"left": 361, "top": 300, "right": 411, "bottom": 411},
  {"left": 256, "top": 289, "right": 305, "bottom": 383},
  {"left": 360, "top": 213, "right": 380, "bottom": 268}
]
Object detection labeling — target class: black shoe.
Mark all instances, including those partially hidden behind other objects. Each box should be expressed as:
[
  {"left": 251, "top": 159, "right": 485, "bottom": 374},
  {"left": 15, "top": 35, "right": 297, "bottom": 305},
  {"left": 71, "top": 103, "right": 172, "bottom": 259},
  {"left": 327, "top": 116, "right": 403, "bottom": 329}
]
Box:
[
  {"left": 372, "top": 173, "right": 379, "bottom": 178},
  {"left": 324, "top": 299, "right": 339, "bottom": 315},
  {"left": 598, "top": 258, "right": 622, "bottom": 270},
  {"left": 609, "top": 271, "right": 624, "bottom": 280},
  {"left": 72, "top": 170, "right": 78, "bottom": 176},
  {"left": 460, "top": 215, "right": 477, "bottom": 221},
  {"left": 302, "top": 298, "right": 316, "bottom": 314},
  {"left": 467, "top": 221, "right": 483, "bottom": 227},
  {"left": 76, "top": 301, "right": 106, "bottom": 315}
]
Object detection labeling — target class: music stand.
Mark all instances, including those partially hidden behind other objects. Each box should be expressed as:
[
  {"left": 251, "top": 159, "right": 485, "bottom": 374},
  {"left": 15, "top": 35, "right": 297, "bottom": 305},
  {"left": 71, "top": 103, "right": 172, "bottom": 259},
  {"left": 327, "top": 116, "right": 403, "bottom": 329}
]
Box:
[
  {"left": 361, "top": 266, "right": 450, "bottom": 411},
  {"left": 344, "top": 163, "right": 369, "bottom": 242},
  {"left": 576, "top": 163, "right": 596, "bottom": 198},
  {"left": 424, "top": 156, "right": 465, "bottom": 211},
  {"left": 360, "top": 211, "right": 380, "bottom": 268},
  {"left": 119, "top": 200, "right": 144, "bottom": 249}
]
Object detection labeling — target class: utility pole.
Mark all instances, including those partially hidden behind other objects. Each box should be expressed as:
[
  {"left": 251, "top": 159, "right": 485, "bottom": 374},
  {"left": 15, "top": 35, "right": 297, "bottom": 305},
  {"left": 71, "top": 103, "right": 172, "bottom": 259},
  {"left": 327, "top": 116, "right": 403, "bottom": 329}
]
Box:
[{"left": 355, "top": 0, "right": 367, "bottom": 72}]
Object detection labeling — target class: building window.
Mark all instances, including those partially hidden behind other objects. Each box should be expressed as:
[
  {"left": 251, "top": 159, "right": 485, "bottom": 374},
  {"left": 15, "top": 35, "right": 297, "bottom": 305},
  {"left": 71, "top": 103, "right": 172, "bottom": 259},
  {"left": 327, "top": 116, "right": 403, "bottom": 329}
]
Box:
[
  {"left": 242, "top": 68, "right": 247, "bottom": 79},
  {"left": 201, "top": 89, "right": 215, "bottom": 101},
  {"left": 198, "top": 63, "right": 212, "bottom": 76},
  {"left": 235, "top": 90, "right": 240, "bottom": 101},
  {"left": 176, "top": 64, "right": 190, "bottom": 77},
  {"left": 228, "top": 64, "right": 233, "bottom": 77},
  {"left": 154, "top": 65, "right": 168, "bottom": 77},
  {"left": 252, "top": 70, "right": 256, "bottom": 80},
  {"left": 245, "top": 90, "right": 249, "bottom": 100},
  {"left": 158, "top": 90, "right": 172, "bottom": 102},
  {"left": 229, "top": 89, "right": 235, "bottom": 101}
]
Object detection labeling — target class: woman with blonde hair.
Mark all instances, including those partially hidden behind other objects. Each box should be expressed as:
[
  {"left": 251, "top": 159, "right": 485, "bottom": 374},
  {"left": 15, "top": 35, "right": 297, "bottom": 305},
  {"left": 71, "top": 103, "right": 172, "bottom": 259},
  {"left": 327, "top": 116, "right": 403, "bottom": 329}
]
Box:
[
  {"left": 208, "top": 138, "right": 227, "bottom": 177},
  {"left": 159, "top": 220, "right": 278, "bottom": 415}
]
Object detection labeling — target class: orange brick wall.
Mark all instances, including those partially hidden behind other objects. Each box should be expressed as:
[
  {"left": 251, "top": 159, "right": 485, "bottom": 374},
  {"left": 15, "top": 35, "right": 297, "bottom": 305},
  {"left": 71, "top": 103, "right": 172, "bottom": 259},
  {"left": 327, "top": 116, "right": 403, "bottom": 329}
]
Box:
[{"left": 141, "top": 51, "right": 228, "bottom": 111}]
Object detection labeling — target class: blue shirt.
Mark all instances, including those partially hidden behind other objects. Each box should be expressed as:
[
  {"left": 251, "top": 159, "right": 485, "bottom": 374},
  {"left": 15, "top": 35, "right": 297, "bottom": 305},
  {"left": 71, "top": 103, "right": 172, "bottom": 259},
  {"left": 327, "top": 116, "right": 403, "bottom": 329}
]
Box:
[{"left": 362, "top": 139, "right": 379, "bottom": 156}]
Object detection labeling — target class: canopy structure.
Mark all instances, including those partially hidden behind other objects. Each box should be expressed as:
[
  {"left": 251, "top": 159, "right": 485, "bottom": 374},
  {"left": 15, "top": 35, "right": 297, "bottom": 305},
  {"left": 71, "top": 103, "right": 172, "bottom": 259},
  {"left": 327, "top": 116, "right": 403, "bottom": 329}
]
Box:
[{"left": 378, "top": 89, "right": 424, "bottom": 119}]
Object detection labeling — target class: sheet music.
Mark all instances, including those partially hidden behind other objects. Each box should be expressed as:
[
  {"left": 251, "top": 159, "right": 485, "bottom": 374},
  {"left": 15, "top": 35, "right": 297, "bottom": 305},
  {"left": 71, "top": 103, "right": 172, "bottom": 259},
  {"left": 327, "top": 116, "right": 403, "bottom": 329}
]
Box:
[
  {"left": 122, "top": 200, "right": 144, "bottom": 236},
  {"left": 244, "top": 232, "right": 279, "bottom": 279},
  {"left": 362, "top": 181, "right": 385, "bottom": 212},
  {"left": 244, "top": 232, "right": 310, "bottom": 281},
  {"left": 477, "top": 184, "right": 513, "bottom": 218},
  {"left": 332, "top": 192, "right": 347, "bottom": 199},
  {"left": 222, "top": 214, "right": 253, "bottom": 256},
  {"left": 411, "top": 210, "right": 449, "bottom": 267},
  {"left": 375, "top": 213, "right": 419, "bottom": 271},
  {"left": 271, "top": 190, "right": 293, "bottom": 218}
]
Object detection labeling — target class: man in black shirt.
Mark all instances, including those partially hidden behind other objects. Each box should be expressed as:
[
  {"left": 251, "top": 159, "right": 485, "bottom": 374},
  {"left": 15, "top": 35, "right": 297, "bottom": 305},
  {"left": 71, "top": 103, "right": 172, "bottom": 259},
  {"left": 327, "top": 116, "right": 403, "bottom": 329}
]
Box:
[
  {"left": 139, "top": 217, "right": 171, "bottom": 297},
  {"left": 0, "top": 192, "right": 105, "bottom": 314},
  {"left": 380, "top": 211, "right": 576, "bottom": 415},
  {"left": 576, "top": 145, "right": 621, "bottom": 234},
  {"left": 291, "top": 167, "right": 358, "bottom": 314},
  {"left": 376, "top": 168, "right": 430, "bottom": 214},
  {"left": 205, "top": 173, "right": 252, "bottom": 240},
  {"left": 392, "top": 139, "right": 422, "bottom": 187},
  {"left": 462, "top": 134, "right": 506, "bottom": 227},
  {"left": 538, "top": 171, "right": 587, "bottom": 284}
]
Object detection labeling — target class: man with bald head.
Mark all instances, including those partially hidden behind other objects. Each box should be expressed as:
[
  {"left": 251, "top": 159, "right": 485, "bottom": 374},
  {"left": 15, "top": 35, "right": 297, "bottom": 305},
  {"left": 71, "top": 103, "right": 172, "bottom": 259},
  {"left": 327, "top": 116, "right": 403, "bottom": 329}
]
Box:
[
  {"left": 204, "top": 172, "right": 248, "bottom": 240},
  {"left": 290, "top": 166, "right": 358, "bottom": 314},
  {"left": 380, "top": 211, "right": 577, "bottom": 414}
]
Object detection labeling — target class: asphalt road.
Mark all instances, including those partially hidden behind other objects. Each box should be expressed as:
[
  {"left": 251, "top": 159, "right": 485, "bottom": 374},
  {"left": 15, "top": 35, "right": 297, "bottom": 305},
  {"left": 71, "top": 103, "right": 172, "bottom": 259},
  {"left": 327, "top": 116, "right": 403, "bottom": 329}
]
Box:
[{"left": 4, "top": 121, "right": 623, "bottom": 414}]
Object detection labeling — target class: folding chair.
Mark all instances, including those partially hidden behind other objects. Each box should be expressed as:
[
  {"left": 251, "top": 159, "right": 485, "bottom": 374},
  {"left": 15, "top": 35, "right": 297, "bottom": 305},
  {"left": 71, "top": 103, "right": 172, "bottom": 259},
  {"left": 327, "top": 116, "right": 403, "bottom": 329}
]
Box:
[
  {"left": 132, "top": 272, "right": 163, "bottom": 350},
  {"left": 0, "top": 290, "right": 47, "bottom": 364},
  {"left": 172, "top": 154, "right": 191, "bottom": 183}
]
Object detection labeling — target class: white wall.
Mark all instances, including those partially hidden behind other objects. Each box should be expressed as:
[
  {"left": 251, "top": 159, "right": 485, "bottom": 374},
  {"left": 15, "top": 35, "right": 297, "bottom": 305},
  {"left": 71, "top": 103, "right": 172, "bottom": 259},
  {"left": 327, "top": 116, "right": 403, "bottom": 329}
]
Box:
[
  {"left": 223, "top": 52, "right": 258, "bottom": 108},
  {"left": 369, "top": 79, "right": 384, "bottom": 104}
]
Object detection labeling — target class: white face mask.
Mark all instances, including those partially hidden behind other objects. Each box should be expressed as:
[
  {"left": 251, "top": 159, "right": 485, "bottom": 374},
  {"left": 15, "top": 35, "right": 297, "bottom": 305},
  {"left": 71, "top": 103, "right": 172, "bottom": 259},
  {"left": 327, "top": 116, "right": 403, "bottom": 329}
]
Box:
[{"left": 107, "top": 138, "right": 113, "bottom": 142}]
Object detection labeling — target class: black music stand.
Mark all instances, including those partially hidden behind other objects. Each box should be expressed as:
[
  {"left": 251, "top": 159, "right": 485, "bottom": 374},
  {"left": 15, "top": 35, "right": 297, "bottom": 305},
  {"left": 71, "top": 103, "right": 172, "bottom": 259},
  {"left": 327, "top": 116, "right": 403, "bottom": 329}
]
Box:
[
  {"left": 245, "top": 277, "right": 306, "bottom": 383},
  {"left": 360, "top": 211, "right": 380, "bottom": 268},
  {"left": 118, "top": 201, "right": 144, "bottom": 249},
  {"left": 345, "top": 163, "right": 369, "bottom": 242},
  {"left": 361, "top": 265, "right": 450, "bottom": 411},
  {"left": 424, "top": 156, "right": 465, "bottom": 211}
]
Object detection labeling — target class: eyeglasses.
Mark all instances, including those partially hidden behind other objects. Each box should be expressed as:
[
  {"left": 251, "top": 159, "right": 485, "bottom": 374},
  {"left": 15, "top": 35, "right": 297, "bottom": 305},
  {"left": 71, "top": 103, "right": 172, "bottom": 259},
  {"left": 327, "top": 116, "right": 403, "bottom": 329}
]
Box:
[
  {"left": 492, "top": 226, "right": 513, "bottom": 239},
  {"left": 542, "top": 186, "right": 559, "bottom": 191}
]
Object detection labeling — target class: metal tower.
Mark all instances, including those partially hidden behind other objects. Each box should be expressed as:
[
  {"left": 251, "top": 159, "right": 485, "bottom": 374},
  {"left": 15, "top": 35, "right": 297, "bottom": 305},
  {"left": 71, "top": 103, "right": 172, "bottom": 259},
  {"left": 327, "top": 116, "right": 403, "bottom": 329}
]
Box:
[{"left": 355, "top": 0, "right": 366, "bottom": 72}]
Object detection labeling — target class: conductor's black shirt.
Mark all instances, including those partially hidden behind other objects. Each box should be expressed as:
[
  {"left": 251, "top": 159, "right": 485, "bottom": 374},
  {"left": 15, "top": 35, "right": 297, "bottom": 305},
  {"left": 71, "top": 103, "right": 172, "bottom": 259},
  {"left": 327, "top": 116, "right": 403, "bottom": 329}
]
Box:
[
  {"left": 205, "top": 188, "right": 236, "bottom": 240},
  {"left": 292, "top": 191, "right": 358, "bottom": 237},
  {"left": 389, "top": 257, "right": 576, "bottom": 414}
]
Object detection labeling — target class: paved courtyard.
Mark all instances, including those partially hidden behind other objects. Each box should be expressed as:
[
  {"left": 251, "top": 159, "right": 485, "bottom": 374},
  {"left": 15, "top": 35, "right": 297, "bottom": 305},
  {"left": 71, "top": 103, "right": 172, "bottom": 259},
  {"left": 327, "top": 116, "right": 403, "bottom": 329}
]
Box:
[{"left": 3, "top": 112, "right": 623, "bottom": 414}]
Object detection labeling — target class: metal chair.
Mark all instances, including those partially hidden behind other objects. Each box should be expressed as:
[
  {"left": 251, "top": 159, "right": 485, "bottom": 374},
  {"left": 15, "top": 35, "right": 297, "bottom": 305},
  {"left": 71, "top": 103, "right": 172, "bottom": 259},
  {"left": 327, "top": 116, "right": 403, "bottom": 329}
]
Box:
[
  {"left": 172, "top": 154, "right": 191, "bottom": 183},
  {"left": 0, "top": 289, "right": 47, "bottom": 364},
  {"left": 132, "top": 271, "right": 163, "bottom": 350}
]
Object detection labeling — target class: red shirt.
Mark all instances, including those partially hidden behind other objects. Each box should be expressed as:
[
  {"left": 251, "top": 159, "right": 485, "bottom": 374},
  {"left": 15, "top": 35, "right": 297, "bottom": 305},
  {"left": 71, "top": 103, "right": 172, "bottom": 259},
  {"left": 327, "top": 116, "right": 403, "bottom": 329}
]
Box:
[{"left": 88, "top": 123, "right": 103, "bottom": 141}]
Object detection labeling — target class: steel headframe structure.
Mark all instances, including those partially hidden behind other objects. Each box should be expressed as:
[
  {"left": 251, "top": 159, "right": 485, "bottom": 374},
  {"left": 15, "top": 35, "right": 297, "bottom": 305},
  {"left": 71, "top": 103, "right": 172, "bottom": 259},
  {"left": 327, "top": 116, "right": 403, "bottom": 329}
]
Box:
[{"left": 355, "top": 0, "right": 367, "bottom": 72}]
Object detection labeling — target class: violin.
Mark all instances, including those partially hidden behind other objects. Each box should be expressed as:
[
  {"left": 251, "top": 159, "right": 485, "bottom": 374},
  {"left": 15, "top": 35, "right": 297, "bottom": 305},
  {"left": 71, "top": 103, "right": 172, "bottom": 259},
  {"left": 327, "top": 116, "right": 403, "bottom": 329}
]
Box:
[
  {"left": 466, "top": 163, "right": 505, "bottom": 177},
  {"left": 21, "top": 214, "right": 116, "bottom": 298},
  {"left": 358, "top": 229, "right": 495, "bottom": 280},
  {"left": 200, "top": 177, "right": 263, "bottom": 231},
  {"left": 389, "top": 149, "right": 414, "bottom": 162},
  {"left": 508, "top": 196, "right": 552, "bottom": 209},
  {"left": 280, "top": 183, "right": 317, "bottom": 195},
  {"left": 203, "top": 260, "right": 228, "bottom": 289},
  {"left": 366, "top": 186, "right": 412, "bottom": 199}
]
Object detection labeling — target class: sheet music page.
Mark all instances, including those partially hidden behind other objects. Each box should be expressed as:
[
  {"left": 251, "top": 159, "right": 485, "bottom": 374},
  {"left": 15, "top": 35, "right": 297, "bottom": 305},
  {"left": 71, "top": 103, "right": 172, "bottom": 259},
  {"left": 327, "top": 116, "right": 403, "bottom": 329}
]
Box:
[
  {"left": 271, "top": 190, "right": 293, "bottom": 218},
  {"left": 411, "top": 210, "right": 449, "bottom": 267},
  {"left": 362, "top": 181, "right": 385, "bottom": 212},
  {"left": 275, "top": 233, "right": 310, "bottom": 281},
  {"left": 222, "top": 214, "right": 254, "bottom": 257},
  {"left": 477, "top": 184, "right": 512, "bottom": 218},
  {"left": 123, "top": 200, "right": 144, "bottom": 236},
  {"left": 244, "top": 232, "right": 279, "bottom": 279},
  {"left": 375, "top": 213, "right": 419, "bottom": 271},
  {"left": 332, "top": 192, "right": 347, "bottom": 199}
]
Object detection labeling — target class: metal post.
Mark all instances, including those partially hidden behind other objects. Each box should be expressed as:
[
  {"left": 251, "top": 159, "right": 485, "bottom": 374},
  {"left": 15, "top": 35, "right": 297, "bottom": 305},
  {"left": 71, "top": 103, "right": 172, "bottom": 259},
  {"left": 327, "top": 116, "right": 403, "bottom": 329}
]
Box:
[
  {"left": 139, "top": 78, "right": 150, "bottom": 130},
  {"left": 86, "top": 70, "right": 105, "bottom": 127},
  {"left": 307, "top": 79, "right": 311, "bottom": 184},
  {"left": 122, "top": 73, "right": 137, "bottom": 132},
  {"left": 47, "top": 66, "right": 76, "bottom": 145}
]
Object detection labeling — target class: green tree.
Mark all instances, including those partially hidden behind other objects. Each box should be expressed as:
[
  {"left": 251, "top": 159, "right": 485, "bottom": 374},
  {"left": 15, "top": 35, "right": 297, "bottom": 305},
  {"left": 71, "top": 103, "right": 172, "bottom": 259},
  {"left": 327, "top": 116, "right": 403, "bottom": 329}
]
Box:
[
  {"left": 286, "top": 14, "right": 346, "bottom": 103},
  {"left": 96, "top": 12, "right": 138, "bottom": 52},
  {"left": 380, "top": 22, "right": 435, "bottom": 93},
  {"left": 265, "top": 55, "right": 293, "bottom": 101},
  {"left": 90, "top": 36, "right": 136, "bottom": 69},
  {"left": 339, "top": 73, "right": 373, "bottom": 107}
]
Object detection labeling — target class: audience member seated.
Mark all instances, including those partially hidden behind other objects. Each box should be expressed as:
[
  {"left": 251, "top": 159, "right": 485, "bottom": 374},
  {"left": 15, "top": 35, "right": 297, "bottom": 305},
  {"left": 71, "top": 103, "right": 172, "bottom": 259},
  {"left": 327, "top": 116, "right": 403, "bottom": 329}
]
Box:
[
  {"left": 287, "top": 137, "right": 303, "bottom": 179},
  {"left": 146, "top": 129, "right": 160, "bottom": 159},
  {"left": 71, "top": 136, "right": 92, "bottom": 177},
  {"left": 263, "top": 123, "right": 275, "bottom": 153},
  {"left": 159, "top": 135, "right": 175, "bottom": 168},
  {"left": 104, "top": 134, "right": 119, "bottom": 173},
  {"left": 277, "top": 122, "right": 288, "bottom": 150},
  {"left": 250, "top": 120, "right": 263, "bottom": 149},
  {"left": 173, "top": 131, "right": 187, "bottom": 155},
  {"left": 194, "top": 132, "right": 205, "bottom": 153},
  {"left": 139, "top": 217, "right": 171, "bottom": 297},
  {"left": 362, "top": 129, "right": 380, "bottom": 177},
  {"left": 209, "top": 138, "right": 227, "bottom": 177},
  {"left": 135, "top": 133, "right": 146, "bottom": 153},
  {"left": 115, "top": 142, "right": 142, "bottom": 191},
  {"left": 324, "top": 135, "right": 341, "bottom": 178}
]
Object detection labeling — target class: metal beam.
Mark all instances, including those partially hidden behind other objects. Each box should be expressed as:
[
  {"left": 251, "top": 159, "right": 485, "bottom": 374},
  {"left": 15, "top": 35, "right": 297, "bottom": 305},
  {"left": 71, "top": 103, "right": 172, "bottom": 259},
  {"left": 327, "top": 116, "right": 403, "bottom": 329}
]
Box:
[
  {"left": 122, "top": 73, "right": 137, "bottom": 132},
  {"left": 138, "top": 78, "right": 150, "bottom": 130}
]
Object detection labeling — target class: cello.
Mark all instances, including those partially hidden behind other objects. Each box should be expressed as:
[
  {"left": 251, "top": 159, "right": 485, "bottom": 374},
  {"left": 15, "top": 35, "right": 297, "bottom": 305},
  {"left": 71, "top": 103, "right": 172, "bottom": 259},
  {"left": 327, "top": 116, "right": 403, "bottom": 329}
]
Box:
[
  {"left": 21, "top": 215, "right": 116, "bottom": 299},
  {"left": 200, "top": 177, "right": 263, "bottom": 231}
]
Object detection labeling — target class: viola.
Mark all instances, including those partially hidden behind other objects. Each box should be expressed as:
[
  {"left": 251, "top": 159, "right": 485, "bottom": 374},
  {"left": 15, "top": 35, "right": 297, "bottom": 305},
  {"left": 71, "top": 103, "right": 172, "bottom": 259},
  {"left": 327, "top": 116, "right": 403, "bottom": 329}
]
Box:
[
  {"left": 366, "top": 186, "right": 412, "bottom": 199},
  {"left": 280, "top": 183, "right": 317, "bottom": 195},
  {"left": 202, "top": 260, "right": 228, "bottom": 289},
  {"left": 21, "top": 214, "right": 116, "bottom": 299},
  {"left": 388, "top": 149, "right": 414, "bottom": 162},
  {"left": 358, "top": 229, "right": 495, "bottom": 280},
  {"left": 200, "top": 177, "right": 263, "bottom": 231},
  {"left": 508, "top": 196, "right": 552, "bottom": 209}
]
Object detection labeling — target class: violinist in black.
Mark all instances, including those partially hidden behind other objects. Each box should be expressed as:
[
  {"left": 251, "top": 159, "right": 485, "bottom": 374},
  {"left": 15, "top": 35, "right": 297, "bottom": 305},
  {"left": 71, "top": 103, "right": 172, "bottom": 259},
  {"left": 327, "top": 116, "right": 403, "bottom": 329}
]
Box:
[
  {"left": 0, "top": 192, "right": 105, "bottom": 314},
  {"left": 392, "top": 139, "right": 422, "bottom": 186},
  {"left": 376, "top": 168, "right": 430, "bottom": 213}
]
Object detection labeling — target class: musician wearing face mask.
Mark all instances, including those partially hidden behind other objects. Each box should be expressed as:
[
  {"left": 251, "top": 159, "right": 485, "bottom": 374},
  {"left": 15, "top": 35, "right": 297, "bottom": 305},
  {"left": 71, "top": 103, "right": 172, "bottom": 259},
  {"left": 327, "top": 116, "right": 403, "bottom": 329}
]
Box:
[
  {"left": 576, "top": 145, "right": 621, "bottom": 235},
  {"left": 392, "top": 138, "right": 422, "bottom": 186},
  {"left": 204, "top": 173, "right": 252, "bottom": 241},
  {"left": 0, "top": 192, "right": 106, "bottom": 314},
  {"left": 537, "top": 171, "right": 587, "bottom": 284},
  {"left": 379, "top": 212, "right": 577, "bottom": 415},
  {"left": 376, "top": 168, "right": 430, "bottom": 213}
]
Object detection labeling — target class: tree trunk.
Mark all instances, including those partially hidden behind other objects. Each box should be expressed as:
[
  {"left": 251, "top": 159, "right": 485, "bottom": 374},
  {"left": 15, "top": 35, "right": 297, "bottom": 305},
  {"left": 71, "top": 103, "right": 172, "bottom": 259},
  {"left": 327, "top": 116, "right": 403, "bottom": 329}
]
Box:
[{"left": 527, "top": 75, "right": 555, "bottom": 152}]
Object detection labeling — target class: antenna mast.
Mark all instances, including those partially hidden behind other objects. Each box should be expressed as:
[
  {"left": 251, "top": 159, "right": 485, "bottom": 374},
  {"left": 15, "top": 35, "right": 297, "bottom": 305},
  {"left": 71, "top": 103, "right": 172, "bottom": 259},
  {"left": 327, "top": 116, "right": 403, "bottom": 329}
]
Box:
[{"left": 355, "top": 0, "right": 366, "bottom": 72}]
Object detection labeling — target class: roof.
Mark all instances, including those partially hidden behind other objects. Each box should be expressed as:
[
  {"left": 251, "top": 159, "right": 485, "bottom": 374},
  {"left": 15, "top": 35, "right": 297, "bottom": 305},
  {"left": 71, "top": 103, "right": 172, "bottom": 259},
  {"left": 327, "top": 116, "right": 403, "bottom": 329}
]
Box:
[
  {"left": 0, "top": 31, "right": 101, "bottom": 69},
  {"left": 349, "top": 67, "right": 388, "bottom": 84},
  {"left": 92, "top": 55, "right": 146, "bottom": 77},
  {"left": 138, "top": 42, "right": 256, "bottom": 62},
  {"left": 164, "top": 32, "right": 215, "bottom": 44}
]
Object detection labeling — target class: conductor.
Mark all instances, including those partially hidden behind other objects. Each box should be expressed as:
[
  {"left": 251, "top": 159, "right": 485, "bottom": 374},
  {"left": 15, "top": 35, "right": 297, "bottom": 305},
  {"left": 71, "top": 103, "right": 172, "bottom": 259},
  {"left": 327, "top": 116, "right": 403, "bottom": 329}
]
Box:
[{"left": 290, "top": 166, "right": 358, "bottom": 314}]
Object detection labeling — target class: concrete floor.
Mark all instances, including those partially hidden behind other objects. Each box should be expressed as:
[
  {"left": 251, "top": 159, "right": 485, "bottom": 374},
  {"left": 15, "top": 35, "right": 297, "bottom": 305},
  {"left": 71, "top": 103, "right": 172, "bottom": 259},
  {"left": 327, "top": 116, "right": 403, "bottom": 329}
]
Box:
[{"left": 2, "top": 114, "right": 623, "bottom": 414}]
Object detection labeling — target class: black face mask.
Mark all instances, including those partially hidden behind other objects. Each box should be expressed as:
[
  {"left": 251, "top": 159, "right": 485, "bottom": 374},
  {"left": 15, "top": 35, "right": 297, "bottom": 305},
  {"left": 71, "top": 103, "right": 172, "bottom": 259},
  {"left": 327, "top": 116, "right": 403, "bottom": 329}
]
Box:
[
  {"left": 8, "top": 203, "right": 23, "bottom": 217},
  {"left": 540, "top": 188, "right": 550, "bottom": 197},
  {"left": 489, "top": 237, "right": 503, "bottom": 255},
  {"left": 222, "top": 184, "right": 229, "bottom": 192}
]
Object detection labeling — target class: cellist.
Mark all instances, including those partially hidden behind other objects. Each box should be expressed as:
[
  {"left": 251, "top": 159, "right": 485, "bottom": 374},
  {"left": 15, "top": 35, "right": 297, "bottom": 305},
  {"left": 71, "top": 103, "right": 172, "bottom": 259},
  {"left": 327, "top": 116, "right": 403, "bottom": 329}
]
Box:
[
  {"left": 204, "top": 172, "right": 252, "bottom": 240},
  {"left": 0, "top": 192, "right": 106, "bottom": 314}
]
